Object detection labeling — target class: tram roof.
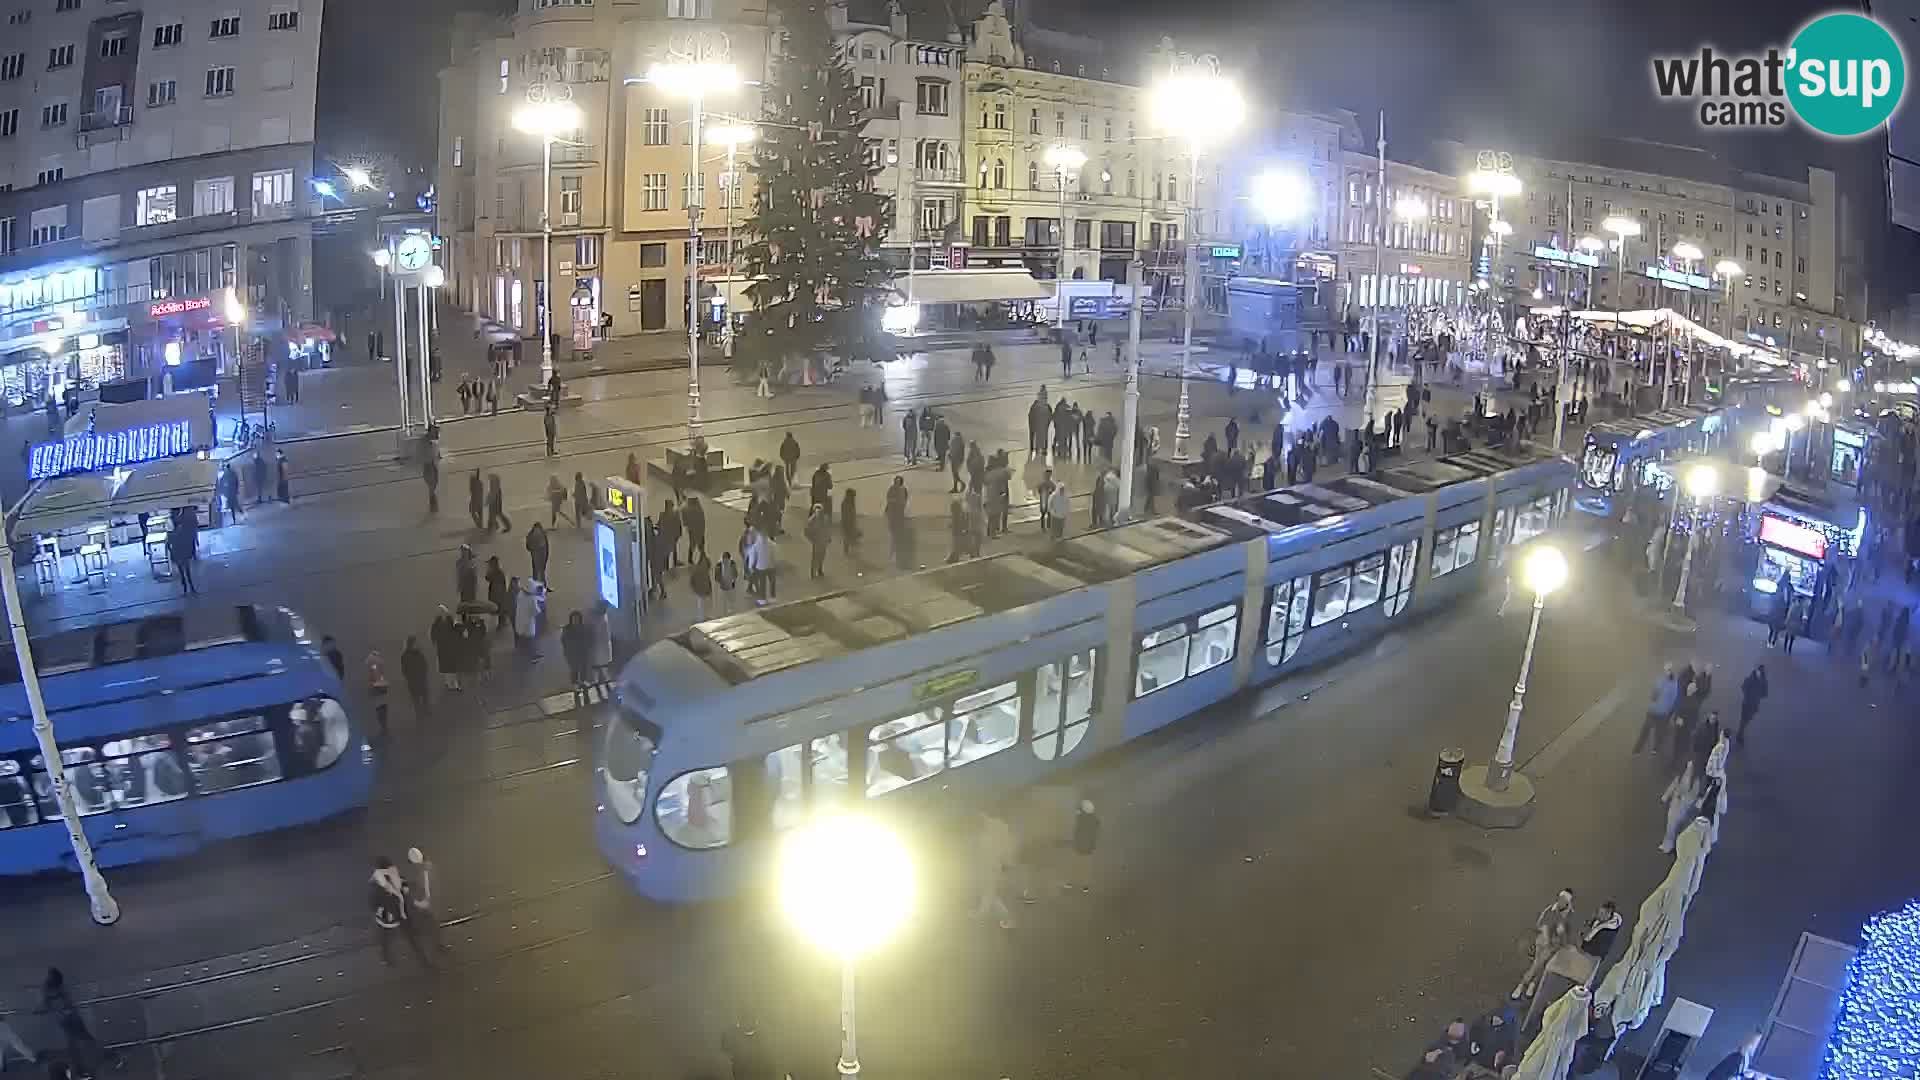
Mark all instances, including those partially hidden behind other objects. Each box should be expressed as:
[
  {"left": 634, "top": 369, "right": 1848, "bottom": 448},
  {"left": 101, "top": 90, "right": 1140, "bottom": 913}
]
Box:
[{"left": 1585, "top": 403, "right": 1721, "bottom": 441}]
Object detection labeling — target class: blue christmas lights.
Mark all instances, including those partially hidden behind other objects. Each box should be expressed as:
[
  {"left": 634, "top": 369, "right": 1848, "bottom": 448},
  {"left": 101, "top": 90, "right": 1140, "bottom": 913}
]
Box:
[{"left": 1822, "top": 899, "right": 1920, "bottom": 1080}]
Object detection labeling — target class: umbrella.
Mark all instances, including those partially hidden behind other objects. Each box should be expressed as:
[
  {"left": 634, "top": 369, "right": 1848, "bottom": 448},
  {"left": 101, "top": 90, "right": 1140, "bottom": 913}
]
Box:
[
  {"left": 1515, "top": 985, "right": 1591, "bottom": 1080},
  {"left": 1597, "top": 818, "right": 1712, "bottom": 1032}
]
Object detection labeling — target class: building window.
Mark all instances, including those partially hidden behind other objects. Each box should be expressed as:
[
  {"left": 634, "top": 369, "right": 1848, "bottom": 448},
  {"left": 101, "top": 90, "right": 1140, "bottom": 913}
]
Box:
[
  {"left": 642, "top": 172, "right": 668, "bottom": 211},
  {"left": 643, "top": 107, "right": 668, "bottom": 145},
  {"left": 1126, "top": 169, "right": 1135, "bottom": 197},
  {"left": 153, "top": 21, "right": 182, "bottom": 46},
  {"left": 1796, "top": 256, "right": 1805, "bottom": 274},
  {"left": 250, "top": 169, "right": 292, "bottom": 210},
  {"left": 28, "top": 207, "right": 68, "bottom": 246},
  {"left": 858, "top": 76, "right": 877, "bottom": 112},
  {"left": 55, "top": 0, "right": 79, "bottom": 9},
  {"left": 1054, "top": 109, "right": 1065, "bottom": 136},
  {"left": 992, "top": 158, "right": 1006, "bottom": 189},
  {"left": 498, "top": 58, "right": 509, "bottom": 94},
  {"left": 0, "top": 54, "right": 23, "bottom": 81},
  {"left": 639, "top": 241, "right": 666, "bottom": 267},
  {"left": 48, "top": 44, "right": 75, "bottom": 70},
  {"left": 137, "top": 185, "right": 178, "bottom": 225},
  {"left": 147, "top": 79, "right": 176, "bottom": 107},
  {"left": 36, "top": 167, "right": 64, "bottom": 187},
  {"left": 992, "top": 100, "right": 1005, "bottom": 129},
  {"left": 1027, "top": 161, "right": 1038, "bottom": 189},
  {"left": 0, "top": 218, "right": 13, "bottom": 255},
  {"left": 267, "top": 7, "right": 297, "bottom": 30},
  {"left": 1103, "top": 117, "right": 1112, "bottom": 142},
  {"left": 194, "top": 176, "right": 234, "bottom": 216},
  {"left": 666, "top": 0, "right": 710, "bottom": 16},
  {"left": 1029, "top": 107, "right": 1039, "bottom": 135},
  {"left": 451, "top": 135, "right": 463, "bottom": 167},
  {"left": 99, "top": 34, "right": 126, "bottom": 58},
  {"left": 0, "top": 109, "right": 15, "bottom": 138},
  {"left": 575, "top": 234, "right": 600, "bottom": 267},
  {"left": 915, "top": 79, "right": 948, "bottom": 116},
  {"left": 682, "top": 171, "right": 704, "bottom": 208},
  {"left": 560, "top": 175, "right": 581, "bottom": 214},
  {"left": 1102, "top": 168, "right": 1112, "bottom": 195},
  {"left": 205, "top": 67, "right": 236, "bottom": 97},
  {"left": 210, "top": 15, "right": 240, "bottom": 37},
  {"left": 41, "top": 102, "right": 68, "bottom": 128},
  {"left": 5, "top": 8, "right": 25, "bottom": 24}
]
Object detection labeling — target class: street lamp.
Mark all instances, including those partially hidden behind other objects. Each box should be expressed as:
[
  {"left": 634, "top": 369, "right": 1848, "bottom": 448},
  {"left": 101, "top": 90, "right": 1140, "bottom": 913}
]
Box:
[
  {"left": 1671, "top": 464, "right": 1718, "bottom": 612},
  {"left": 1750, "top": 429, "right": 1778, "bottom": 467},
  {"left": 1487, "top": 544, "right": 1567, "bottom": 792},
  {"left": 644, "top": 59, "right": 740, "bottom": 446},
  {"left": 343, "top": 165, "right": 374, "bottom": 191},
  {"left": 1148, "top": 55, "right": 1244, "bottom": 463},
  {"left": 512, "top": 99, "right": 586, "bottom": 390},
  {"left": 1780, "top": 412, "right": 1805, "bottom": 478},
  {"left": 1667, "top": 242, "right": 1705, "bottom": 406},
  {"left": 779, "top": 815, "right": 915, "bottom": 1080},
  {"left": 1601, "top": 216, "right": 1641, "bottom": 344},
  {"left": 1468, "top": 169, "right": 1521, "bottom": 281},
  {"left": 224, "top": 288, "right": 250, "bottom": 427},
  {"left": 1044, "top": 143, "right": 1088, "bottom": 329},
  {"left": 708, "top": 122, "right": 756, "bottom": 358}
]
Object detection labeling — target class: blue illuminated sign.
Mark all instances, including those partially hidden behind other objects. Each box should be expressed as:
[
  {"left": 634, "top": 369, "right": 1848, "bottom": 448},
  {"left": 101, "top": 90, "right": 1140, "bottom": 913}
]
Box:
[
  {"left": 28, "top": 420, "right": 197, "bottom": 480},
  {"left": 595, "top": 519, "right": 620, "bottom": 610}
]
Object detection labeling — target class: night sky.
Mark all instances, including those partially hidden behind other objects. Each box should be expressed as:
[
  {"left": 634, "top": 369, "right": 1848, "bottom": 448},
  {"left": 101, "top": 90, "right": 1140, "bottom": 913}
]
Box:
[{"left": 314, "top": 0, "right": 1915, "bottom": 293}]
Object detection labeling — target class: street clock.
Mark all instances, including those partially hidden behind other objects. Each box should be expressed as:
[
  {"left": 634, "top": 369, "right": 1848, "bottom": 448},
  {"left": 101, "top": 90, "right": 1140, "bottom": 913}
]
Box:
[{"left": 394, "top": 234, "right": 433, "bottom": 273}]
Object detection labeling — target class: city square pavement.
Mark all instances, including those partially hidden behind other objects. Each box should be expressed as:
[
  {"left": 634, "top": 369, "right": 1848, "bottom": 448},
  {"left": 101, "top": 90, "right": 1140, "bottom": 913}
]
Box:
[{"left": 0, "top": 314, "right": 1894, "bottom": 1079}]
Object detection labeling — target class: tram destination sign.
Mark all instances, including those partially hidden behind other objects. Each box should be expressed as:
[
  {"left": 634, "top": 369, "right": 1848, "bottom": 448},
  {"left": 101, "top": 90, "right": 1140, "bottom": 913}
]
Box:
[
  {"left": 913, "top": 668, "right": 979, "bottom": 702},
  {"left": 29, "top": 420, "right": 197, "bottom": 480}
]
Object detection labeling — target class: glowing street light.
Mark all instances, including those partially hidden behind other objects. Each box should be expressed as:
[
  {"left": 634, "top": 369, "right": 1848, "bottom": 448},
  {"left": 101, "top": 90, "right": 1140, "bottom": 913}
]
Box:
[
  {"left": 1252, "top": 170, "right": 1312, "bottom": 225},
  {"left": 342, "top": 165, "right": 374, "bottom": 191},
  {"left": 513, "top": 100, "right": 587, "bottom": 388},
  {"left": 779, "top": 815, "right": 915, "bottom": 1079},
  {"left": 1487, "top": 544, "right": 1567, "bottom": 793},
  {"left": 1045, "top": 143, "right": 1088, "bottom": 329},
  {"left": 1149, "top": 54, "right": 1243, "bottom": 463},
  {"left": 370, "top": 248, "right": 391, "bottom": 269},
  {"left": 1672, "top": 464, "right": 1719, "bottom": 613},
  {"left": 707, "top": 123, "right": 756, "bottom": 357}
]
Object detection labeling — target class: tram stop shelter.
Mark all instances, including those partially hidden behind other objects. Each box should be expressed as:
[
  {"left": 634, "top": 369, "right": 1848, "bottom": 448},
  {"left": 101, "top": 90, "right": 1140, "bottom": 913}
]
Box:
[{"left": 9, "top": 393, "right": 218, "bottom": 599}]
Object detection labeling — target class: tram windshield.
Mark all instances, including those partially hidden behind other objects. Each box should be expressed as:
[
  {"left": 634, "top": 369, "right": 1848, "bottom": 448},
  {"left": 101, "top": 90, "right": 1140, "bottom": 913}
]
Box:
[
  {"left": 1581, "top": 442, "right": 1618, "bottom": 491},
  {"left": 603, "top": 708, "right": 660, "bottom": 825}
]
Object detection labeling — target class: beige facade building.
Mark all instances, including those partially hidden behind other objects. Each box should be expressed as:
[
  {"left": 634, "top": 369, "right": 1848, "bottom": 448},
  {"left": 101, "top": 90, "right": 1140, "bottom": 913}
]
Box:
[
  {"left": 438, "top": 0, "right": 771, "bottom": 344},
  {"left": 1332, "top": 137, "right": 1476, "bottom": 318}
]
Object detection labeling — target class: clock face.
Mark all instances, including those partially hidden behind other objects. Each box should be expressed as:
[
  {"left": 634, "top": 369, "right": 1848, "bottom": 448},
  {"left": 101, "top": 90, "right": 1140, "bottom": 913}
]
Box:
[{"left": 395, "top": 235, "right": 433, "bottom": 273}]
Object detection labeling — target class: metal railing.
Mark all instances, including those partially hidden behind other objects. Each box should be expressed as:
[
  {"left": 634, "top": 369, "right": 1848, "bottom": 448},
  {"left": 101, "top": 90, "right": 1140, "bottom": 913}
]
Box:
[
  {"left": 914, "top": 165, "right": 963, "bottom": 185},
  {"left": 77, "top": 105, "right": 133, "bottom": 132}
]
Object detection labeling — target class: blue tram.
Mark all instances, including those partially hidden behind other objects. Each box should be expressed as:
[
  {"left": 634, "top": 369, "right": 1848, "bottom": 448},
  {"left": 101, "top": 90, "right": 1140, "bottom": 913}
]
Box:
[
  {"left": 595, "top": 447, "right": 1575, "bottom": 904},
  {"left": 1575, "top": 404, "right": 1726, "bottom": 517},
  {"left": 0, "top": 606, "right": 373, "bottom": 872}
]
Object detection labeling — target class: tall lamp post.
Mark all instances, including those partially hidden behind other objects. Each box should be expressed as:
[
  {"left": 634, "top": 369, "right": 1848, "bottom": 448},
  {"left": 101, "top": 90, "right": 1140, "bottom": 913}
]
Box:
[
  {"left": 1601, "top": 216, "right": 1641, "bottom": 352},
  {"left": 1148, "top": 55, "right": 1245, "bottom": 463},
  {"left": 1671, "top": 463, "right": 1718, "bottom": 613},
  {"left": 645, "top": 56, "right": 740, "bottom": 446},
  {"left": 708, "top": 123, "right": 756, "bottom": 359},
  {"left": 1487, "top": 544, "right": 1568, "bottom": 793},
  {"left": 1713, "top": 259, "right": 1743, "bottom": 391},
  {"left": 1670, "top": 241, "right": 1704, "bottom": 405},
  {"left": 511, "top": 99, "right": 585, "bottom": 389},
  {"left": 1467, "top": 168, "right": 1522, "bottom": 326},
  {"left": 1045, "top": 143, "right": 1087, "bottom": 328},
  {"left": 779, "top": 815, "right": 915, "bottom": 1080}
]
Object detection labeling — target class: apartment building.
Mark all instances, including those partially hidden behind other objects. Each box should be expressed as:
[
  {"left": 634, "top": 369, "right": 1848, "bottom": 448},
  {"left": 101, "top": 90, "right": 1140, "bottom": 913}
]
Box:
[{"left": 0, "top": 0, "right": 322, "bottom": 405}]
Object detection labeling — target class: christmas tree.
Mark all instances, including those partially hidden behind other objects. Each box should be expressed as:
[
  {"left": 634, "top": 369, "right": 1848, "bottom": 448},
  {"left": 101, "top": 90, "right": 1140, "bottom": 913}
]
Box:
[
  {"left": 1823, "top": 899, "right": 1920, "bottom": 1080},
  {"left": 738, "top": 0, "right": 895, "bottom": 374}
]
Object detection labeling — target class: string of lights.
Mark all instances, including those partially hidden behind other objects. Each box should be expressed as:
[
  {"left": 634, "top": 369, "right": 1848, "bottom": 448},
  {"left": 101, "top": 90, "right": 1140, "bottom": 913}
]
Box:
[{"left": 1822, "top": 899, "right": 1920, "bottom": 1080}]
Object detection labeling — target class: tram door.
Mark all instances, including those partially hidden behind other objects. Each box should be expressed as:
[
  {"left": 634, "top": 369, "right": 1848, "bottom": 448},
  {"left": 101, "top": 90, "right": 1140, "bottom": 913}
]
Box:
[{"left": 728, "top": 756, "right": 777, "bottom": 851}]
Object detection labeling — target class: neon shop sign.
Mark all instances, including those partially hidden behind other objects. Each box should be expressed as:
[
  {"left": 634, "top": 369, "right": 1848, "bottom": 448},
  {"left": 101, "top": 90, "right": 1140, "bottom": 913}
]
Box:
[{"left": 29, "top": 420, "right": 198, "bottom": 480}]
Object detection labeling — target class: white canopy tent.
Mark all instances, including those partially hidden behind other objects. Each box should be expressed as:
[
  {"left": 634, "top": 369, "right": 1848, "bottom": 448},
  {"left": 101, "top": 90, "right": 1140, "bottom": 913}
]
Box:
[
  {"left": 1528, "top": 306, "right": 1783, "bottom": 367},
  {"left": 893, "top": 269, "right": 1051, "bottom": 305}
]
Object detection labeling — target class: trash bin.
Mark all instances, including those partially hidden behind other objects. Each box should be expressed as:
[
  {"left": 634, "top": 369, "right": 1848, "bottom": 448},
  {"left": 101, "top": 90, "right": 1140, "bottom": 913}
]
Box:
[{"left": 1428, "top": 747, "right": 1466, "bottom": 815}]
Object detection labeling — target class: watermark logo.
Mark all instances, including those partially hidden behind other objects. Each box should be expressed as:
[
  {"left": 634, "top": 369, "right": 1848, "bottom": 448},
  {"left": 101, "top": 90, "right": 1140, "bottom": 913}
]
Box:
[{"left": 1651, "top": 12, "right": 1906, "bottom": 138}]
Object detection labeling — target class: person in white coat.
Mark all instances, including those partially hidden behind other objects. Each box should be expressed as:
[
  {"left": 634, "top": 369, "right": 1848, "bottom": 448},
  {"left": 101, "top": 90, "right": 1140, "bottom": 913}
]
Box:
[{"left": 513, "top": 576, "right": 548, "bottom": 658}]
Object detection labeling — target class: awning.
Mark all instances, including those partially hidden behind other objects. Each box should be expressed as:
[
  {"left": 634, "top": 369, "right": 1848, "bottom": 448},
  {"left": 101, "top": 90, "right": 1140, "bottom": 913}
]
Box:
[
  {"left": 896, "top": 270, "right": 1050, "bottom": 305},
  {"left": 13, "top": 455, "right": 217, "bottom": 536}
]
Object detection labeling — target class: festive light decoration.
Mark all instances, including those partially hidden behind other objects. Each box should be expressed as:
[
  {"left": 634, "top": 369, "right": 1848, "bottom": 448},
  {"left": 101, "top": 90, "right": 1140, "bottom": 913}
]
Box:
[{"left": 1822, "top": 899, "right": 1920, "bottom": 1080}]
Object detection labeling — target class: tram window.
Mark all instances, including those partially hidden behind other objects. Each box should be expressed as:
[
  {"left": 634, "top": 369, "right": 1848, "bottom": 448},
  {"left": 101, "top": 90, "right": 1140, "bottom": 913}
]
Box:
[
  {"left": 1457, "top": 522, "right": 1481, "bottom": 566},
  {"left": 1187, "top": 605, "right": 1238, "bottom": 677},
  {"left": 100, "top": 733, "right": 188, "bottom": 808},
  {"left": 288, "top": 697, "right": 350, "bottom": 771},
  {"left": 1432, "top": 523, "right": 1480, "bottom": 577},
  {"left": 1581, "top": 445, "right": 1616, "bottom": 489},
  {"left": 766, "top": 745, "right": 805, "bottom": 830},
  {"left": 809, "top": 734, "right": 849, "bottom": 801},
  {"left": 1349, "top": 556, "right": 1385, "bottom": 612},
  {"left": 656, "top": 766, "right": 732, "bottom": 849},
  {"left": 1491, "top": 507, "right": 1514, "bottom": 565},
  {"left": 185, "top": 715, "right": 283, "bottom": 793},
  {"left": 1383, "top": 539, "right": 1419, "bottom": 617},
  {"left": 602, "top": 711, "right": 657, "bottom": 825},
  {"left": 1133, "top": 624, "right": 1190, "bottom": 697},
  {"left": 1310, "top": 566, "right": 1352, "bottom": 626},
  {"left": 0, "top": 759, "right": 37, "bottom": 827},
  {"left": 948, "top": 681, "right": 1020, "bottom": 767},
  {"left": 29, "top": 749, "right": 112, "bottom": 819},
  {"left": 1265, "top": 575, "right": 1311, "bottom": 664},
  {"left": 866, "top": 709, "right": 945, "bottom": 796},
  {"left": 1512, "top": 496, "right": 1553, "bottom": 546},
  {"left": 1033, "top": 649, "right": 1096, "bottom": 760}
]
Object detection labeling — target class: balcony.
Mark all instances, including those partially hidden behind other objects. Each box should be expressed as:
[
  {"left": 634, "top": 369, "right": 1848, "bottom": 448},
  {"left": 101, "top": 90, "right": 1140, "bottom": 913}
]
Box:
[
  {"left": 76, "top": 104, "right": 133, "bottom": 147},
  {"left": 915, "top": 165, "right": 963, "bottom": 186}
]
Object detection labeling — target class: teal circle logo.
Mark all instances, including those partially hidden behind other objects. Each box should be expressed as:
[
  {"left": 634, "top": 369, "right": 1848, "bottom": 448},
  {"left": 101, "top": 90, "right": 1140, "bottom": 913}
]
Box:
[{"left": 1787, "top": 13, "right": 1906, "bottom": 137}]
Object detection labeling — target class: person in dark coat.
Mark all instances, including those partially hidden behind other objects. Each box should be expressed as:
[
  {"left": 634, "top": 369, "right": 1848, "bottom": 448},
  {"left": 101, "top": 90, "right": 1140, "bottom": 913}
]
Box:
[
  {"left": 840, "top": 488, "right": 860, "bottom": 558},
  {"left": 683, "top": 494, "right": 708, "bottom": 562},
  {"left": 455, "top": 544, "right": 478, "bottom": 604},
  {"left": 400, "top": 636, "right": 430, "bottom": 718},
  {"left": 1097, "top": 411, "right": 1118, "bottom": 460},
  {"left": 933, "top": 414, "right": 952, "bottom": 467},
  {"left": 543, "top": 405, "right": 558, "bottom": 456},
  {"left": 948, "top": 431, "right": 966, "bottom": 492},
  {"left": 902, "top": 408, "right": 920, "bottom": 464},
  {"left": 486, "top": 474, "right": 511, "bottom": 533},
  {"left": 1737, "top": 663, "right": 1768, "bottom": 744},
  {"left": 431, "top": 608, "right": 461, "bottom": 691},
  {"left": 485, "top": 556, "right": 509, "bottom": 630},
  {"left": 526, "top": 522, "right": 550, "bottom": 582},
  {"left": 560, "top": 611, "right": 592, "bottom": 701},
  {"left": 658, "top": 498, "right": 683, "bottom": 568},
  {"left": 1028, "top": 397, "right": 1051, "bottom": 456},
  {"left": 779, "top": 432, "right": 801, "bottom": 483},
  {"left": 423, "top": 454, "right": 440, "bottom": 514},
  {"left": 810, "top": 464, "right": 834, "bottom": 518},
  {"left": 468, "top": 470, "right": 485, "bottom": 529},
  {"left": 573, "top": 473, "right": 592, "bottom": 529},
  {"left": 275, "top": 449, "right": 291, "bottom": 503}
]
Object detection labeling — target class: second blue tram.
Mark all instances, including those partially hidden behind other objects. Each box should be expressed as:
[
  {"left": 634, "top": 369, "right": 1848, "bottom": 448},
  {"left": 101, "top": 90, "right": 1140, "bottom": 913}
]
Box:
[
  {"left": 0, "top": 605, "right": 374, "bottom": 873},
  {"left": 1575, "top": 404, "right": 1726, "bottom": 516},
  {"left": 595, "top": 446, "right": 1575, "bottom": 904}
]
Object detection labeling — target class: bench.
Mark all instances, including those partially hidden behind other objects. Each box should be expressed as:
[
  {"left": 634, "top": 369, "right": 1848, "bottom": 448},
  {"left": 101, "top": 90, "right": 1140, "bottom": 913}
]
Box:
[
  {"left": 647, "top": 446, "right": 747, "bottom": 492},
  {"left": 513, "top": 388, "right": 585, "bottom": 411}
]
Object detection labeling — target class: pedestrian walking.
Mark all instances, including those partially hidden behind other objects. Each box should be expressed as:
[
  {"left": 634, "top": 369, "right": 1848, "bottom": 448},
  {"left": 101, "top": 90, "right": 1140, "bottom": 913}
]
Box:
[
  {"left": 659, "top": 497, "right": 684, "bottom": 567},
  {"left": 1046, "top": 482, "right": 1069, "bottom": 542},
  {"left": 561, "top": 611, "right": 593, "bottom": 702},
  {"left": 42, "top": 968, "right": 119, "bottom": 1075},
  {"left": 973, "top": 813, "right": 1017, "bottom": 929},
  {"left": 167, "top": 518, "right": 198, "bottom": 594},
  {"left": 251, "top": 448, "right": 269, "bottom": 506},
  {"left": 369, "top": 857, "right": 434, "bottom": 968},
  {"left": 948, "top": 431, "right": 966, "bottom": 492},
  {"left": 365, "top": 649, "right": 390, "bottom": 737},
  {"left": 1737, "top": 663, "right": 1767, "bottom": 744},
  {"left": 468, "top": 470, "right": 485, "bottom": 529},
  {"left": 400, "top": 635, "right": 430, "bottom": 719},
  {"left": 1659, "top": 760, "right": 1703, "bottom": 853},
  {"left": 1037, "top": 468, "right": 1056, "bottom": 534},
  {"left": 1783, "top": 592, "right": 1810, "bottom": 654},
  {"left": 840, "top": 488, "right": 860, "bottom": 559},
  {"left": 715, "top": 550, "right": 740, "bottom": 614},
  {"left": 1633, "top": 663, "right": 1681, "bottom": 754},
  {"left": 573, "top": 472, "right": 592, "bottom": 529},
  {"left": 885, "top": 475, "right": 910, "bottom": 568},
  {"left": 1511, "top": 888, "right": 1576, "bottom": 1000},
  {"left": 1063, "top": 798, "right": 1100, "bottom": 891},
  {"left": 779, "top": 432, "right": 801, "bottom": 483},
  {"left": 486, "top": 474, "right": 512, "bottom": 533},
  {"left": 546, "top": 475, "right": 569, "bottom": 526},
  {"left": 320, "top": 634, "right": 346, "bottom": 681},
  {"left": 903, "top": 408, "right": 919, "bottom": 465},
  {"left": 423, "top": 453, "right": 440, "bottom": 514},
  {"left": 543, "top": 404, "right": 558, "bottom": 456},
  {"left": 513, "top": 576, "right": 547, "bottom": 658},
  {"left": 432, "top": 608, "right": 461, "bottom": 691},
  {"left": 526, "top": 522, "right": 550, "bottom": 582},
  {"left": 456, "top": 544, "right": 479, "bottom": 604},
  {"left": 405, "top": 847, "right": 450, "bottom": 952},
  {"left": 683, "top": 493, "right": 708, "bottom": 563},
  {"left": 689, "top": 554, "right": 713, "bottom": 620},
  {"left": 806, "top": 504, "right": 831, "bottom": 579},
  {"left": 275, "top": 449, "right": 291, "bottom": 503}
]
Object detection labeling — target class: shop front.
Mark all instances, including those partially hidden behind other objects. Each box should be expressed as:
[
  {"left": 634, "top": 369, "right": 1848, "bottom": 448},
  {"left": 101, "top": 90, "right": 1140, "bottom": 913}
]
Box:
[
  {"left": 1828, "top": 423, "right": 1867, "bottom": 487},
  {"left": 0, "top": 326, "right": 133, "bottom": 410}
]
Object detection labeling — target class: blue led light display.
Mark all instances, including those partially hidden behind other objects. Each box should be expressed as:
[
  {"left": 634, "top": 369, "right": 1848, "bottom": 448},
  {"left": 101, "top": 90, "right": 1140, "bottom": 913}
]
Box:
[
  {"left": 28, "top": 420, "right": 198, "bottom": 481},
  {"left": 1822, "top": 899, "right": 1920, "bottom": 1080}
]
